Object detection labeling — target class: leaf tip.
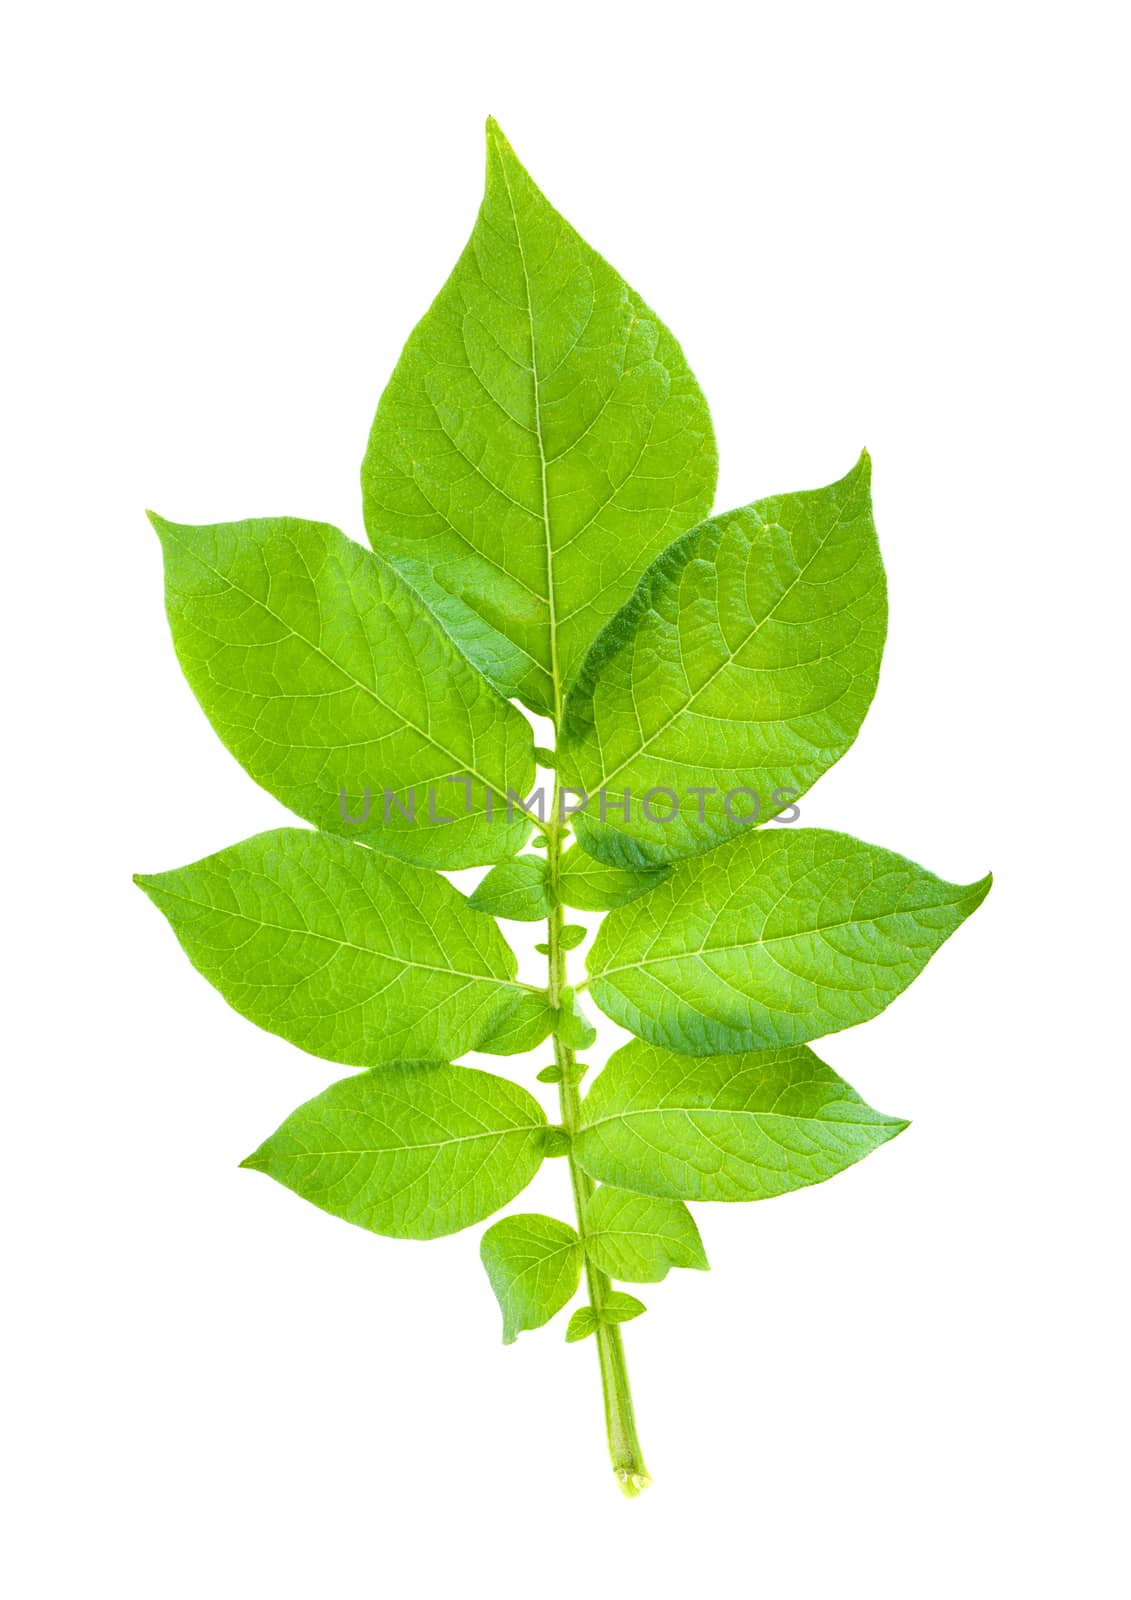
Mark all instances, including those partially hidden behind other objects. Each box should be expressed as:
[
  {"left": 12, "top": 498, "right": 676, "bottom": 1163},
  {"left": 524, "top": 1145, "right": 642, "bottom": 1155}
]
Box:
[
  {"left": 966, "top": 870, "right": 994, "bottom": 911},
  {"left": 484, "top": 116, "right": 525, "bottom": 177}
]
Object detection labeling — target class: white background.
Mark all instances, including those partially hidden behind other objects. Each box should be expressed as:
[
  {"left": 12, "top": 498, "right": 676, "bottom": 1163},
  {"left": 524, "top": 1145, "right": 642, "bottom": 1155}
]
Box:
[{"left": 3, "top": 2, "right": 1127, "bottom": 1595}]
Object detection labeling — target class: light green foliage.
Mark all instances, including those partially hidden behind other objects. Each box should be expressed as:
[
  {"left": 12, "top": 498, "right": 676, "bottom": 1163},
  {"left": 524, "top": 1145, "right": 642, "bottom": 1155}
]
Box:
[
  {"left": 138, "top": 121, "right": 989, "bottom": 1495},
  {"left": 476, "top": 989, "right": 555, "bottom": 1055},
  {"left": 480, "top": 1214, "right": 583, "bottom": 1342},
  {"left": 602, "top": 1291, "right": 646, "bottom": 1324},
  {"left": 582, "top": 1186, "right": 708, "bottom": 1282},
  {"left": 469, "top": 854, "right": 550, "bottom": 920},
  {"left": 559, "top": 456, "right": 886, "bottom": 867},
  {"left": 241, "top": 1063, "right": 548, "bottom": 1239},
  {"left": 556, "top": 987, "right": 597, "bottom": 1048},
  {"left": 361, "top": 120, "right": 717, "bottom": 718},
  {"left": 557, "top": 847, "right": 670, "bottom": 911},
  {"left": 149, "top": 513, "right": 534, "bottom": 869},
  {"left": 566, "top": 1307, "right": 599, "bottom": 1343},
  {"left": 587, "top": 829, "right": 991, "bottom": 1055},
  {"left": 574, "top": 1040, "right": 907, "bottom": 1201},
  {"left": 135, "top": 828, "right": 523, "bottom": 1066}
]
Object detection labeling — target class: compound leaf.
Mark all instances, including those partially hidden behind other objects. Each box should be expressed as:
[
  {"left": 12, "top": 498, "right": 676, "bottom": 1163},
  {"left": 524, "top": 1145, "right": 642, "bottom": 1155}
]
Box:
[
  {"left": 361, "top": 119, "right": 717, "bottom": 717},
  {"left": 583, "top": 1186, "right": 708, "bottom": 1282},
  {"left": 469, "top": 855, "right": 550, "bottom": 920},
  {"left": 558, "top": 847, "right": 669, "bottom": 912},
  {"left": 241, "top": 1063, "right": 549, "bottom": 1239},
  {"left": 587, "top": 828, "right": 991, "bottom": 1054},
  {"left": 480, "top": 1213, "right": 583, "bottom": 1342},
  {"left": 149, "top": 511, "right": 534, "bottom": 870},
  {"left": 136, "top": 828, "right": 523, "bottom": 1066},
  {"left": 559, "top": 455, "right": 886, "bottom": 867},
  {"left": 574, "top": 1039, "right": 907, "bottom": 1201}
]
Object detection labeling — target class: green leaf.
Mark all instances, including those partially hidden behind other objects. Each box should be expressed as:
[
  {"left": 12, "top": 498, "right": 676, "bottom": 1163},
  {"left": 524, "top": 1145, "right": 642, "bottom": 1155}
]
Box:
[
  {"left": 583, "top": 1187, "right": 708, "bottom": 1282},
  {"left": 587, "top": 828, "right": 991, "bottom": 1054},
  {"left": 556, "top": 987, "right": 597, "bottom": 1049},
  {"left": 565, "top": 1307, "right": 598, "bottom": 1343},
  {"left": 558, "top": 847, "right": 670, "bottom": 911},
  {"left": 148, "top": 511, "right": 534, "bottom": 870},
  {"left": 533, "top": 747, "right": 556, "bottom": 767},
  {"left": 476, "top": 989, "right": 555, "bottom": 1056},
  {"left": 135, "top": 828, "right": 522, "bottom": 1066},
  {"left": 241, "top": 1063, "right": 548, "bottom": 1239},
  {"left": 559, "top": 455, "right": 886, "bottom": 867},
  {"left": 536, "top": 1065, "right": 563, "bottom": 1084},
  {"left": 480, "top": 1214, "right": 583, "bottom": 1343},
  {"left": 469, "top": 855, "right": 550, "bottom": 920},
  {"left": 602, "top": 1291, "right": 646, "bottom": 1324},
  {"left": 558, "top": 924, "right": 587, "bottom": 951},
  {"left": 361, "top": 119, "right": 718, "bottom": 718},
  {"left": 574, "top": 1039, "right": 907, "bottom": 1202}
]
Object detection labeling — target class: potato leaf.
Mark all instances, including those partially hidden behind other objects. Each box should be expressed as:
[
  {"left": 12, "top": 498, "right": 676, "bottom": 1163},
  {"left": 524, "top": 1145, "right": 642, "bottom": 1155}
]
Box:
[
  {"left": 587, "top": 828, "right": 991, "bottom": 1054},
  {"left": 136, "top": 828, "right": 523, "bottom": 1066},
  {"left": 242, "top": 1063, "right": 548, "bottom": 1239},
  {"left": 139, "top": 122, "right": 992, "bottom": 1496},
  {"left": 557, "top": 847, "right": 670, "bottom": 912},
  {"left": 149, "top": 511, "right": 534, "bottom": 870},
  {"left": 476, "top": 989, "right": 555, "bottom": 1056},
  {"left": 583, "top": 1187, "right": 708, "bottom": 1282},
  {"left": 469, "top": 854, "right": 550, "bottom": 920},
  {"left": 574, "top": 1040, "right": 907, "bottom": 1201},
  {"left": 480, "top": 1214, "right": 583, "bottom": 1342},
  {"left": 559, "top": 456, "right": 885, "bottom": 867},
  {"left": 361, "top": 120, "right": 717, "bottom": 718}
]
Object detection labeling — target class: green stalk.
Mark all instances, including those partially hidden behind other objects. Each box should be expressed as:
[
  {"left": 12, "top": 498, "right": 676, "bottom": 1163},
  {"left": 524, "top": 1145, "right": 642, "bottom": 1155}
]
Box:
[{"left": 546, "top": 784, "right": 650, "bottom": 1497}]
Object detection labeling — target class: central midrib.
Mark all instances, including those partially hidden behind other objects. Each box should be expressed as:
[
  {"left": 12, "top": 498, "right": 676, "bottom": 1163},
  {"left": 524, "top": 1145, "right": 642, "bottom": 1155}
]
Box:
[
  {"left": 496, "top": 149, "right": 562, "bottom": 724},
  {"left": 590, "top": 905, "right": 939, "bottom": 984},
  {"left": 148, "top": 882, "right": 517, "bottom": 988},
  {"left": 262, "top": 1124, "right": 546, "bottom": 1158}
]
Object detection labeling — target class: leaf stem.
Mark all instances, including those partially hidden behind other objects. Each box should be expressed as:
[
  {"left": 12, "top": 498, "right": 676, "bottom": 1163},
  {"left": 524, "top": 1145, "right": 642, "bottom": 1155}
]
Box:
[{"left": 546, "top": 784, "right": 651, "bottom": 1497}]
